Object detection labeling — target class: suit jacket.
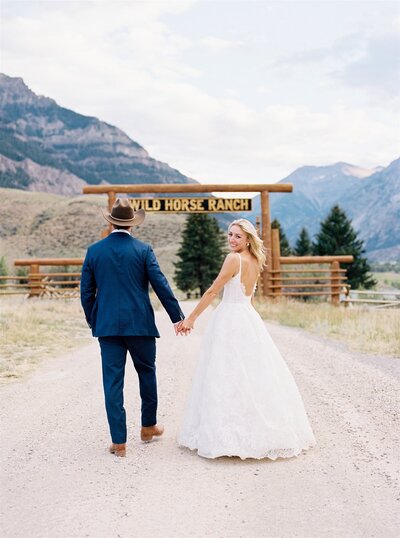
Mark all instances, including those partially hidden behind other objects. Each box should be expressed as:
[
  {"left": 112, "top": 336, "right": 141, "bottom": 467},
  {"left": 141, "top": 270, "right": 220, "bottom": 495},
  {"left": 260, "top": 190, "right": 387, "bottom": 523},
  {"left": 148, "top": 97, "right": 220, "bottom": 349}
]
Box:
[{"left": 80, "top": 232, "right": 184, "bottom": 337}]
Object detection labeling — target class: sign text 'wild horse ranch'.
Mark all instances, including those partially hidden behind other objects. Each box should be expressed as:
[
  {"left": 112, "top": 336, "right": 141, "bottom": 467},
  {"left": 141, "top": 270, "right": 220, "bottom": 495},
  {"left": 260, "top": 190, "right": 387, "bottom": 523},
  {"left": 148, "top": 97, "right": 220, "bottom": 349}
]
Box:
[{"left": 130, "top": 197, "right": 252, "bottom": 213}]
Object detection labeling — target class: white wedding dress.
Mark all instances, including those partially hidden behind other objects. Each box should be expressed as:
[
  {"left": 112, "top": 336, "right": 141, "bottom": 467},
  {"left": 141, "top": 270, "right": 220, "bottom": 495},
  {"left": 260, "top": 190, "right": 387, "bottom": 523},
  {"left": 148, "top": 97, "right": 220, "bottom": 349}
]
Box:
[{"left": 178, "top": 254, "right": 317, "bottom": 460}]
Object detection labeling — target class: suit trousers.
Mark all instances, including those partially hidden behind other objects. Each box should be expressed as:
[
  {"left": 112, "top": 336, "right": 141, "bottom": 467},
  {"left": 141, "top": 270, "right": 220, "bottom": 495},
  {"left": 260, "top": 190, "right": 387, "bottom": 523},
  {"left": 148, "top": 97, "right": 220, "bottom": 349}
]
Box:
[{"left": 98, "top": 335, "right": 157, "bottom": 444}]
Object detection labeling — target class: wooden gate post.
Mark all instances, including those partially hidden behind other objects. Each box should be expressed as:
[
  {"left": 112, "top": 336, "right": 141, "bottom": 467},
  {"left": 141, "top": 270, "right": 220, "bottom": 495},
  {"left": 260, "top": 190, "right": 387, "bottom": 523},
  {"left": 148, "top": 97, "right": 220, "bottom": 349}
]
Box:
[
  {"left": 103, "top": 191, "right": 117, "bottom": 236},
  {"left": 331, "top": 260, "right": 340, "bottom": 304},
  {"left": 260, "top": 191, "right": 272, "bottom": 298},
  {"left": 271, "top": 228, "right": 282, "bottom": 297},
  {"left": 28, "top": 264, "right": 42, "bottom": 298}
]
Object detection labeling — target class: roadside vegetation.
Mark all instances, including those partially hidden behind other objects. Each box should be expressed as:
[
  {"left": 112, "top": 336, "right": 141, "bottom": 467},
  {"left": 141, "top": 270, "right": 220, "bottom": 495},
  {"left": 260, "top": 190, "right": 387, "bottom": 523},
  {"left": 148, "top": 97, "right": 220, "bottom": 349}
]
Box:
[
  {"left": 372, "top": 272, "right": 400, "bottom": 290},
  {"left": 255, "top": 297, "right": 400, "bottom": 357},
  {"left": 0, "top": 297, "right": 92, "bottom": 381}
]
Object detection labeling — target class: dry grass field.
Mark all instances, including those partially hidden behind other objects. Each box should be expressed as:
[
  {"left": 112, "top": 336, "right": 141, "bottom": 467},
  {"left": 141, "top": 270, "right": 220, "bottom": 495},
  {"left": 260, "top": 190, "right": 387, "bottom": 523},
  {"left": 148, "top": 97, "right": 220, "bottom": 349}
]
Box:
[
  {"left": 0, "top": 187, "right": 187, "bottom": 283},
  {"left": 255, "top": 297, "right": 400, "bottom": 357},
  {"left": 373, "top": 271, "right": 400, "bottom": 290},
  {"left": 1, "top": 293, "right": 398, "bottom": 383},
  {"left": 0, "top": 296, "right": 92, "bottom": 381}
]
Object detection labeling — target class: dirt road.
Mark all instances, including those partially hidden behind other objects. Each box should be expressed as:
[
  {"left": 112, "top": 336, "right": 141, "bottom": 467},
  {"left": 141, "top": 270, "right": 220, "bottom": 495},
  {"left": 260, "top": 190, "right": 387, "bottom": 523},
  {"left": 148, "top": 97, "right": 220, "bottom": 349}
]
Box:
[{"left": 1, "top": 303, "right": 399, "bottom": 538}]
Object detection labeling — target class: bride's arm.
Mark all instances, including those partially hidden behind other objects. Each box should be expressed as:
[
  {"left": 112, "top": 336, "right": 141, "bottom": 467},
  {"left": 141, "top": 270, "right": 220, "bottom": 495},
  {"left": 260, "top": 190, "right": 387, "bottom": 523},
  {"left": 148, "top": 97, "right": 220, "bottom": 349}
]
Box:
[{"left": 179, "top": 253, "right": 238, "bottom": 331}]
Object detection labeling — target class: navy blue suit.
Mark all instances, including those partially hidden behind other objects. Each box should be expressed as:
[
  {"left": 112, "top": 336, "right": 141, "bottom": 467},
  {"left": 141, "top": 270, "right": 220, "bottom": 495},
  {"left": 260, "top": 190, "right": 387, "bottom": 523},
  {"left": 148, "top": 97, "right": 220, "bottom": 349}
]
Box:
[{"left": 80, "top": 231, "right": 184, "bottom": 443}]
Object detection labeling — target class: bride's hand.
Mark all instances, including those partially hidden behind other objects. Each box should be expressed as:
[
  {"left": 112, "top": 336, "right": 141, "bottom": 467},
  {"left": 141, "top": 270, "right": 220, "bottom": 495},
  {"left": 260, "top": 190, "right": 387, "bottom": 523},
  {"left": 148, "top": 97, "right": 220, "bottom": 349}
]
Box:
[{"left": 179, "top": 318, "right": 194, "bottom": 335}]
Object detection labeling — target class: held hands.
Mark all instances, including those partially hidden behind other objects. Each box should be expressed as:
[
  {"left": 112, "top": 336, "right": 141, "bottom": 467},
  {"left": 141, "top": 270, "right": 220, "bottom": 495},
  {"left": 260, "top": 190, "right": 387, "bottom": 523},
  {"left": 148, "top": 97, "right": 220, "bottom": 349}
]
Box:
[{"left": 175, "top": 318, "right": 194, "bottom": 336}]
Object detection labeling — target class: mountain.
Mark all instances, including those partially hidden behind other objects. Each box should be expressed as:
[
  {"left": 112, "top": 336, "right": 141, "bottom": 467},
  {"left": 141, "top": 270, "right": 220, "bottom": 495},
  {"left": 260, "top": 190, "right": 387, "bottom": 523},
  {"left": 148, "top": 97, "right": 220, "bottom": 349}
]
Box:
[
  {"left": 248, "top": 160, "right": 400, "bottom": 260},
  {"left": 341, "top": 158, "right": 400, "bottom": 259},
  {"left": 0, "top": 74, "right": 196, "bottom": 193}
]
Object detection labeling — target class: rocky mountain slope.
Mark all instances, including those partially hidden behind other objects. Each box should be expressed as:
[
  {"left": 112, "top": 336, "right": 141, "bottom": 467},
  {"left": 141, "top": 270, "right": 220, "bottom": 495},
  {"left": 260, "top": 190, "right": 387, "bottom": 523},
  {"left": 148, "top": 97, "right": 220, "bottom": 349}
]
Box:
[
  {"left": 0, "top": 74, "right": 195, "bottom": 193},
  {"left": 248, "top": 159, "right": 400, "bottom": 260}
]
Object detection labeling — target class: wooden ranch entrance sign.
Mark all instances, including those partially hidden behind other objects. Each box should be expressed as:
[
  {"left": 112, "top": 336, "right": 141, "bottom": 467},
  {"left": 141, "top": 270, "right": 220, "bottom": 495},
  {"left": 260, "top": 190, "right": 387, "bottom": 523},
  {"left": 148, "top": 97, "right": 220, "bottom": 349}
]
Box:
[
  {"left": 82, "top": 183, "right": 293, "bottom": 297},
  {"left": 130, "top": 197, "right": 252, "bottom": 213}
]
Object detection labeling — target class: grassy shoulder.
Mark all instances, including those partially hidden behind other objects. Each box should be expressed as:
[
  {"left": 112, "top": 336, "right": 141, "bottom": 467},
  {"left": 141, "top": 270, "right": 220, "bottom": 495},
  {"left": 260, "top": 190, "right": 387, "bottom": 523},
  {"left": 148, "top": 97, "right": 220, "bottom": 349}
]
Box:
[
  {"left": 0, "top": 297, "right": 92, "bottom": 381},
  {"left": 254, "top": 297, "right": 400, "bottom": 357},
  {"left": 372, "top": 272, "right": 400, "bottom": 290}
]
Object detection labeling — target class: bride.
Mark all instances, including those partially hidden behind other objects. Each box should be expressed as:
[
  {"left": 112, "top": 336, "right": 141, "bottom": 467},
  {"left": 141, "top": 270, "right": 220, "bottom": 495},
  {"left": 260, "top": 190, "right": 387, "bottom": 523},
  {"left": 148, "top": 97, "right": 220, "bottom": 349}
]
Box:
[{"left": 177, "top": 219, "right": 316, "bottom": 460}]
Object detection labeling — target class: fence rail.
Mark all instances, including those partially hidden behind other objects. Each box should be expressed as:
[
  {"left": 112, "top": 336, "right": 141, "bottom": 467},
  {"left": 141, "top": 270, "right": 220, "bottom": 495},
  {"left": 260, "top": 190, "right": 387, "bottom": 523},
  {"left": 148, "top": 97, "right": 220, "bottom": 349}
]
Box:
[
  {"left": 1, "top": 246, "right": 355, "bottom": 304},
  {"left": 268, "top": 229, "right": 353, "bottom": 303},
  {"left": 0, "top": 259, "right": 84, "bottom": 298},
  {"left": 343, "top": 289, "right": 400, "bottom": 309}
]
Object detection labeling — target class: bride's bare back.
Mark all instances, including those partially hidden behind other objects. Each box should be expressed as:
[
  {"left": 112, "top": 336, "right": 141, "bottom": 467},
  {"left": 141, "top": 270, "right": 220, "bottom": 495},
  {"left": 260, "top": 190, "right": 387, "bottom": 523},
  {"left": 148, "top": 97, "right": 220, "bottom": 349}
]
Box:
[{"left": 235, "top": 253, "right": 259, "bottom": 296}]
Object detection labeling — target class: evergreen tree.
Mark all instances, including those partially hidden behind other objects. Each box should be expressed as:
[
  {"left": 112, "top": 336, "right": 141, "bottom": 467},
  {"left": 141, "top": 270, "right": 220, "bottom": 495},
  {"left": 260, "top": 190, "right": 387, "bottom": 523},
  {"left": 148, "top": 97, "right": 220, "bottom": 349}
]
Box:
[
  {"left": 271, "top": 219, "right": 291, "bottom": 256},
  {"left": 174, "top": 214, "right": 227, "bottom": 295},
  {"left": 312, "top": 204, "right": 376, "bottom": 289},
  {"left": 294, "top": 227, "right": 312, "bottom": 256}
]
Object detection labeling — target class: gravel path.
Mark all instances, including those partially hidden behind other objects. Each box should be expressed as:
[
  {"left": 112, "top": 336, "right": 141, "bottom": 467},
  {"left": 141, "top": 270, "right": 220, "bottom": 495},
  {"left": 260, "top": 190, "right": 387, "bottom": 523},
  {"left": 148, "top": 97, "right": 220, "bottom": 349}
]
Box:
[{"left": 1, "top": 302, "right": 399, "bottom": 538}]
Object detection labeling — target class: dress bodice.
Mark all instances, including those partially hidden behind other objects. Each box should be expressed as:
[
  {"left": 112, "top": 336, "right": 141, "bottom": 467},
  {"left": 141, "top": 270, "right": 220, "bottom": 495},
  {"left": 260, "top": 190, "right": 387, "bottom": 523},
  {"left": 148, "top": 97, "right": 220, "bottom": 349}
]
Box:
[{"left": 222, "top": 253, "right": 254, "bottom": 305}]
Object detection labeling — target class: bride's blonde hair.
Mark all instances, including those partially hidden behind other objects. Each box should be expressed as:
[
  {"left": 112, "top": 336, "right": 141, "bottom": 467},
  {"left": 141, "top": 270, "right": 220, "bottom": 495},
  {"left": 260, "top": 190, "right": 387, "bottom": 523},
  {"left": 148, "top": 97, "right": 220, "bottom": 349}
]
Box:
[{"left": 228, "top": 219, "right": 266, "bottom": 271}]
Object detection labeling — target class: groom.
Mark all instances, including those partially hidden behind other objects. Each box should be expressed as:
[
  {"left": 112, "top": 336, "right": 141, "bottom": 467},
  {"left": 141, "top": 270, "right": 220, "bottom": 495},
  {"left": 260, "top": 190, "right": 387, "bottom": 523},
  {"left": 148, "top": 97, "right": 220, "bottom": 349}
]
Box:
[{"left": 80, "top": 198, "right": 185, "bottom": 457}]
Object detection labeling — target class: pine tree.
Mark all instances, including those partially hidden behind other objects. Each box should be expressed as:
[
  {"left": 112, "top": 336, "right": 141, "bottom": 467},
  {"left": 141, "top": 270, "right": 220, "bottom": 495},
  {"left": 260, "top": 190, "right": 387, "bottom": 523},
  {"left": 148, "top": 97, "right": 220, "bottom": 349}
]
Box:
[
  {"left": 174, "top": 214, "right": 227, "bottom": 295},
  {"left": 271, "top": 219, "right": 291, "bottom": 256},
  {"left": 294, "top": 227, "right": 312, "bottom": 256},
  {"left": 313, "top": 204, "right": 376, "bottom": 289}
]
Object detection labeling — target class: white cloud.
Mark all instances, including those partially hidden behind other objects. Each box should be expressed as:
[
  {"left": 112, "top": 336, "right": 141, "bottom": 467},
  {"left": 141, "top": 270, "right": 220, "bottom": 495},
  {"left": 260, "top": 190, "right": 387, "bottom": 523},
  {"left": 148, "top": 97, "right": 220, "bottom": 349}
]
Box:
[
  {"left": 336, "top": 33, "right": 400, "bottom": 98},
  {"left": 269, "top": 30, "right": 400, "bottom": 100},
  {"left": 199, "top": 36, "right": 243, "bottom": 52}
]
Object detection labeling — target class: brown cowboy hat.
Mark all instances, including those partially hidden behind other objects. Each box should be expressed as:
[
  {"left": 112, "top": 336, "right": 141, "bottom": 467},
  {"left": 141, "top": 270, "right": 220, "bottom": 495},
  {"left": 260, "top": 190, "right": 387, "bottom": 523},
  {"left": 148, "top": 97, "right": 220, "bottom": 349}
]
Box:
[{"left": 102, "top": 198, "right": 145, "bottom": 227}]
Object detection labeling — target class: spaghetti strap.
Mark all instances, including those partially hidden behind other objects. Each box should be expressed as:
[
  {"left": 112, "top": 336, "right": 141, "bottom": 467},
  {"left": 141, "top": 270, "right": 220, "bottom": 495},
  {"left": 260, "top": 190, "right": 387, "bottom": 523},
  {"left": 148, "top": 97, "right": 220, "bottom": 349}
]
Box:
[{"left": 237, "top": 253, "right": 242, "bottom": 275}]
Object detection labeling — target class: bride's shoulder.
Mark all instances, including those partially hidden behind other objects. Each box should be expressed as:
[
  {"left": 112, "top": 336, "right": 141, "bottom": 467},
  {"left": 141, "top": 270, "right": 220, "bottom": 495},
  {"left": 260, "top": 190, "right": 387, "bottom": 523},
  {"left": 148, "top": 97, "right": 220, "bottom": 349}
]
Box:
[
  {"left": 222, "top": 252, "right": 240, "bottom": 271},
  {"left": 225, "top": 252, "right": 238, "bottom": 262},
  {"left": 224, "top": 252, "right": 239, "bottom": 266}
]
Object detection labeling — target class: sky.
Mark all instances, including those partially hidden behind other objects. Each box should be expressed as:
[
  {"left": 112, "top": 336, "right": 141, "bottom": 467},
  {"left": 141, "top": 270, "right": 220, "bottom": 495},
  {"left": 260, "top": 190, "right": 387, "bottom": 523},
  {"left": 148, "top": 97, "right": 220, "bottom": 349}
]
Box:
[{"left": 1, "top": 0, "right": 399, "bottom": 185}]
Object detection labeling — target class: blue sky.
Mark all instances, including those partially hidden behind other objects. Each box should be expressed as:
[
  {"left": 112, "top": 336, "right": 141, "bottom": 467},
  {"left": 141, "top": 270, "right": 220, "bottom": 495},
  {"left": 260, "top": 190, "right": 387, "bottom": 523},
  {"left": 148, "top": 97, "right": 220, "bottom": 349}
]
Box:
[{"left": 1, "top": 0, "right": 399, "bottom": 185}]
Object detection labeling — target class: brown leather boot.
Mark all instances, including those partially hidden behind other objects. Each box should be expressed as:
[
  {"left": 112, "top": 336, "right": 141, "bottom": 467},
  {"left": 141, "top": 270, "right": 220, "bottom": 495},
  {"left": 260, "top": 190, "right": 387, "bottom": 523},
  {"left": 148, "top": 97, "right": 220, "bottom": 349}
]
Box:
[
  {"left": 109, "top": 443, "right": 126, "bottom": 457},
  {"left": 140, "top": 424, "right": 164, "bottom": 442}
]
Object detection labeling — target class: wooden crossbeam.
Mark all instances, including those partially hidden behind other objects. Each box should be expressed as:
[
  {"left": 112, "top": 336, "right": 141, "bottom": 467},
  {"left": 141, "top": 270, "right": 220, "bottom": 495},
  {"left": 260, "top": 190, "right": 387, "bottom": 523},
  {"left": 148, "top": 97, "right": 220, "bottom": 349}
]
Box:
[
  {"left": 270, "top": 291, "right": 333, "bottom": 297},
  {"left": 269, "top": 269, "right": 347, "bottom": 274},
  {"left": 269, "top": 276, "right": 347, "bottom": 282},
  {"left": 83, "top": 184, "right": 293, "bottom": 194}
]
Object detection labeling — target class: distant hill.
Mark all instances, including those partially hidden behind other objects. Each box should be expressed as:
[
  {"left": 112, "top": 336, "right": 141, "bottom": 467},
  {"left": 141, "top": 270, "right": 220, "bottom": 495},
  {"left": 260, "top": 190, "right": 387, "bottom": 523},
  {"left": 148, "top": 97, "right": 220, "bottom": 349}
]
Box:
[
  {"left": 0, "top": 74, "right": 196, "bottom": 194},
  {"left": 0, "top": 187, "right": 186, "bottom": 286},
  {"left": 247, "top": 159, "right": 400, "bottom": 261}
]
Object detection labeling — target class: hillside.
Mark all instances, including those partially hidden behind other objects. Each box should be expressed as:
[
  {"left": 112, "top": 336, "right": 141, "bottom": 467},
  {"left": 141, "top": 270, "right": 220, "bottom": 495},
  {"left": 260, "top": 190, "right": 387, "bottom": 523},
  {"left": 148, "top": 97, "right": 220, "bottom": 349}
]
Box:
[
  {"left": 0, "top": 188, "right": 187, "bottom": 283},
  {"left": 0, "top": 74, "right": 196, "bottom": 193}
]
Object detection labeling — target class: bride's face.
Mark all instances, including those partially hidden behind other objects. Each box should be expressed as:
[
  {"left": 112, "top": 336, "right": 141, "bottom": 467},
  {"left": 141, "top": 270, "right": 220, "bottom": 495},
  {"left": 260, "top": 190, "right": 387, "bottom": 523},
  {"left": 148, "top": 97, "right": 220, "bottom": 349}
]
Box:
[{"left": 228, "top": 225, "right": 247, "bottom": 252}]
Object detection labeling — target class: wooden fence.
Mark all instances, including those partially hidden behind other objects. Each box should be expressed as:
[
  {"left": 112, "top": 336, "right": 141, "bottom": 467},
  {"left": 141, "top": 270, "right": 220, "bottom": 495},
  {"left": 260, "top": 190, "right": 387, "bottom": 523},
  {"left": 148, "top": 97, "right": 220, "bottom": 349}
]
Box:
[
  {"left": 343, "top": 289, "right": 400, "bottom": 309},
  {"left": 268, "top": 229, "right": 353, "bottom": 303},
  {"left": 0, "top": 258, "right": 83, "bottom": 298},
  {"left": 2, "top": 225, "right": 355, "bottom": 304},
  {"left": 1, "top": 250, "right": 353, "bottom": 304}
]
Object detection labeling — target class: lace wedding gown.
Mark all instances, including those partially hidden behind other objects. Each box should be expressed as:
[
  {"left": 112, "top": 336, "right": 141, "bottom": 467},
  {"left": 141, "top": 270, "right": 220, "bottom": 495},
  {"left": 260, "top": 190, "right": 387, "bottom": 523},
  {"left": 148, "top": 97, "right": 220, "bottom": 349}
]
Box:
[{"left": 178, "top": 254, "right": 317, "bottom": 460}]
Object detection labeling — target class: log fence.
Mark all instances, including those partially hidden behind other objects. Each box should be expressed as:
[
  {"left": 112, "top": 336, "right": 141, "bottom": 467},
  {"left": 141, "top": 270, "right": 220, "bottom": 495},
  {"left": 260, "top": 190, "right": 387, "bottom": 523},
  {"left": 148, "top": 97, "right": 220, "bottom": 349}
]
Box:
[
  {"left": 0, "top": 259, "right": 83, "bottom": 298},
  {"left": 269, "top": 229, "right": 353, "bottom": 303},
  {"left": 343, "top": 290, "right": 400, "bottom": 309}
]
